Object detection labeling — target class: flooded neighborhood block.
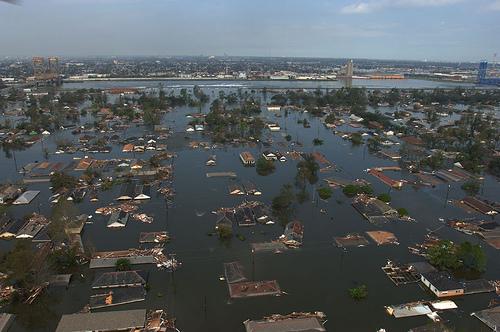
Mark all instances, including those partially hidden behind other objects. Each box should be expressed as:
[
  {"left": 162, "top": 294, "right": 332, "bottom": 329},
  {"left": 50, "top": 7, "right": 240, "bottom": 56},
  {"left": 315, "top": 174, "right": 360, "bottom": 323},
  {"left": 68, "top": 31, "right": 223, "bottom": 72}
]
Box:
[{"left": 366, "top": 231, "right": 399, "bottom": 246}]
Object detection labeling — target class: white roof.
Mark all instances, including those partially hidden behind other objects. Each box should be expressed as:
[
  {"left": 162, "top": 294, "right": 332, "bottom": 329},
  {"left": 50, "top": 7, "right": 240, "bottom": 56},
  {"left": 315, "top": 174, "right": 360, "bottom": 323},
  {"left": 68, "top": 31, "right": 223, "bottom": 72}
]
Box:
[
  {"left": 431, "top": 300, "right": 458, "bottom": 310},
  {"left": 12, "top": 191, "right": 40, "bottom": 205}
]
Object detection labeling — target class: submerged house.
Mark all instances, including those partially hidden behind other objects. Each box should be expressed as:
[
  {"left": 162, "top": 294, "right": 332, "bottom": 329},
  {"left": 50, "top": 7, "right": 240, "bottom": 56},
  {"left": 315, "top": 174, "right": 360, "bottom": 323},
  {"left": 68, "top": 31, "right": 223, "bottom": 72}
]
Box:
[
  {"left": 244, "top": 317, "right": 326, "bottom": 332},
  {"left": 92, "top": 271, "right": 146, "bottom": 289},
  {"left": 239, "top": 152, "right": 255, "bottom": 166},
  {"left": 421, "top": 271, "right": 464, "bottom": 298},
  {"left": 243, "top": 181, "right": 261, "bottom": 196},
  {"left": 215, "top": 215, "right": 233, "bottom": 234},
  {"left": 117, "top": 183, "right": 135, "bottom": 201},
  {"left": 462, "top": 196, "right": 498, "bottom": 216},
  {"left": 107, "top": 211, "right": 129, "bottom": 228},
  {"left": 117, "top": 183, "right": 151, "bottom": 201},
  {"left": 122, "top": 143, "right": 134, "bottom": 153},
  {"left": 0, "top": 216, "right": 25, "bottom": 239},
  {"left": 134, "top": 184, "right": 151, "bottom": 200},
  {"left": 235, "top": 207, "right": 256, "bottom": 227},
  {"left": 12, "top": 191, "right": 40, "bottom": 205},
  {"left": 206, "top": 155, "right": 216, "bottom": 166},
  {"left": 281, "top": 221, "right": 304, "bottom": 247},
  {"left": 262, "top": 151, "right": 277, "bottom": 161},
  {"left": 55, "top": 309, "right": 147, "bottom": 332},
  {"left": 0, "top": 185, "right": 22, "bottom": 204}
]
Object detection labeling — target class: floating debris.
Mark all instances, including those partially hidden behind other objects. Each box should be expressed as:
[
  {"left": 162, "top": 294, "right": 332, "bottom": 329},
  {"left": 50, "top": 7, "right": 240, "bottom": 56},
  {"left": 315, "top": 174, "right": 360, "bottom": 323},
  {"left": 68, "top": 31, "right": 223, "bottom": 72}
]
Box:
[
  {"left": 139, "top": 232, "right": 169, "bottom": 243},
  {"left": 334, "top": 233, "right": 370, "bottom": 248},
  {"left": 132, "top": 213, "right": 154, "bottom": 224},
  {"left": 381, "top": 260, "right": 421, "bottom": 285}
]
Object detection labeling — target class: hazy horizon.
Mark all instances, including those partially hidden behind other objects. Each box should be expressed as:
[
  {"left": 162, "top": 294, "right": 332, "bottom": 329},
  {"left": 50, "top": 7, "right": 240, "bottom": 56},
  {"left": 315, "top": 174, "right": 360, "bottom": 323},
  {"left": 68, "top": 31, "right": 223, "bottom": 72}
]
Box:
[{"left": 0, "top": 0, "right": 499, "bottom": 62}]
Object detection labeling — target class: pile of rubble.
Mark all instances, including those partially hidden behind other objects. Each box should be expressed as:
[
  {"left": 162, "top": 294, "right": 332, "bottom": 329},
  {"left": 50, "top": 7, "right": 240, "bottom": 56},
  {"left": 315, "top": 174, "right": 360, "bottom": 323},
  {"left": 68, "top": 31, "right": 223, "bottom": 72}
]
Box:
[
  {"left": 158, "top": 186, "right": 175, "bottom": 199},
  {"left": 132, "top": 213, "right": 154, "bottom": 224},
  {"left": 95, "top": 203, "right": 139, "bottom": 216}
]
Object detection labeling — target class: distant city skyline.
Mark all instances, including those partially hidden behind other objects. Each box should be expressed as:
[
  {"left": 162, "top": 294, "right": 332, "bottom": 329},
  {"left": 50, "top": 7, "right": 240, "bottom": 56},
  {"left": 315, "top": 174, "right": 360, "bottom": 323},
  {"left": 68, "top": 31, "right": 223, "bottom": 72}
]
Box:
[{"left": 0, "top": 0, "right": 499, "bottom": 62}]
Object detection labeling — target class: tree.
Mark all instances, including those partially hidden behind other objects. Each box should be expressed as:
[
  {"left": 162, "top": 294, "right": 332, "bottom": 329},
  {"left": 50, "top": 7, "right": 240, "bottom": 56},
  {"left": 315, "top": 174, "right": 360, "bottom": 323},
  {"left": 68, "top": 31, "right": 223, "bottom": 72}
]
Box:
[
  {"left": 456, "top": 241, "right": 487, "bottom": 272},
  {"left": 48, "top": 200, "right": 79, "bottom": 242},
  {"left": 427, "top": 240, "right": 461, "bottom": 270},
  {"left": 317, "top": 187, "right": 332, "bottom": 200},
  {"left": 324, "top": 113, "right": 336, "bottom": 124},
  {"left": 143, "top": 107, "right": 161, "bottom": 126},
  {"left": 256, "top": 157, "right": 275, "bottom": 176},
  {"left": 461, "top": 179, "right": 480, "bottom": 195},
  {"left": 115, "top": 258, "right": 132, "bottom": 271},
  {"left": 296, "top": 154, "right": 320, "bottom": 187},
  {"left": 397, "top": 207, "right": 409, "bottom": 217},
  {"left": 377, "top": 193, "right": 391, "bottom": 203},
  {"left": 216, "top": 225, "right": 232, "bottom": 240},
  {"left": 0, "top": 240, "right": 35, "bottom": 287},
  {"left": 488, "top": 157, "right": 500, "bottom": 177},
  {"left": 312, "top": 138, "right": 323, "bottom": 146},
  {"left": 427, "top": 240, "right": 486, "bottom": 273},
  {"left": 50, "top": 172, "right": 78, "bottom": 193},
  {"left": 350, "top": 133, "right": 363, "bottom": 145},
  {"left": 420, "top": 152, "right": 444, "bottom": 170},
  {"left": 48, "top": 247, "right": 78, "bottom": 273},
  {"left": 342, "top": 184, "right": 373, "bottom": 197},
  {"left": 349, "top": 285, "right": 368, "bottom": 300},
  {"left": 272, "top": 184, "right": 295, "bottom": 224},
  {"left": 367, "top": 137, "right": 382, "bottom": 152}
]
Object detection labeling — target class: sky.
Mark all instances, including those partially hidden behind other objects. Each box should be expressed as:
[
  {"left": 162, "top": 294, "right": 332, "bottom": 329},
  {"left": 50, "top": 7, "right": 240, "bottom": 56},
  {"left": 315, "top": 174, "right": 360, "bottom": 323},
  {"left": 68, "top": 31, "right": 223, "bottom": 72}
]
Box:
[{"left": 0, "top": 0, "right": 499, "bottom": 62}]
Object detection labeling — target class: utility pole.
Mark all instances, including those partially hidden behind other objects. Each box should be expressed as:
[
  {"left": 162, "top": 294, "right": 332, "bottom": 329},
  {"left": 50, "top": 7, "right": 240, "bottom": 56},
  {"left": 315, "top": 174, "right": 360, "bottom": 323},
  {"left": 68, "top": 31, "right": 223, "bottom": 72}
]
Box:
[
  {"left": 444, "top": 184, "right": 451, "bottom": 208},
  {"left": 251, "top": 251, "right": 255, "bottom": 281},
  {"left": 12, "top": 149, "right": 18, "bottom": 171},
  {"left": 203, "top": 295, "right": 208, "bottom": 319}
]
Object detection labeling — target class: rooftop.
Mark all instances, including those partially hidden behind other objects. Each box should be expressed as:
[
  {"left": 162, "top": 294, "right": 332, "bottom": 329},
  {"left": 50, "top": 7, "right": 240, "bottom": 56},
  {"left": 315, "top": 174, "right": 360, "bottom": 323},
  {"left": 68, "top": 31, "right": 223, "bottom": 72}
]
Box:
[
  {"left": 244, "top": 317, "right": 326, "bottom": 332},
  {"left": 55, "top": 309, "right": 146, "bottom": 332}
]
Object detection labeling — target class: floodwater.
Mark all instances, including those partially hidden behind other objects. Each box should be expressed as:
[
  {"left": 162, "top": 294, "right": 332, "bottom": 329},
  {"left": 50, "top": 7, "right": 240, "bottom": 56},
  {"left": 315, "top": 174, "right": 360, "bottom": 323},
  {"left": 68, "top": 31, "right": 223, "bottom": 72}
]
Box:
[
  {"left": 1, "top": 80, "right": 499, "bottom": 332},
  {"left": 62, "top": 78, "right": 477, "bottom": 91}
]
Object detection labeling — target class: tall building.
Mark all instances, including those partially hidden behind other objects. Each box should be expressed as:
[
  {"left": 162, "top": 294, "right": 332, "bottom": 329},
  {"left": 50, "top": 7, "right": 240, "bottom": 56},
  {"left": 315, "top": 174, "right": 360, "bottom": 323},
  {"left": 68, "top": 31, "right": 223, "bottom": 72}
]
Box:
[
  {"left": 346, "top": 59, "right": 354, "bottom": 78},
  {"left": 32, "top": 56, "right": 60, "bottom": 84},
  {"left": 477, "top": 61, "right": 500, "bottom": 86},
  {"left": 47, "top": 57, "right": 59, "bottom": 76},
  {"left": 32, "top": 56, "right": 46, "bottom": 79}
]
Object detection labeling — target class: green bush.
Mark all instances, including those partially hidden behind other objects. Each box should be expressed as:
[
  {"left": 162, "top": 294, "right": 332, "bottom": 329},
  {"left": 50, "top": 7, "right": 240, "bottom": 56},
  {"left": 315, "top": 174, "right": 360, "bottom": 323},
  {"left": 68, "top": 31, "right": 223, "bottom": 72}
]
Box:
[
  {"left": 377, "top": 193, "right": 391, "bottom": 203},
  {"left": 397, "top": 207, "right": 409, "bottom": 217},
  {"left": 342, "top": 184, "right": 373, "bottom": 197},
  {"left": 312, "top": 138, "right": 324, "bottom": 146},
  {"left": 317, "top": 187, "right": 332, "bottom": 200},
  {"left": 461, "top": 180, "right": 480, "bottom": 195},
  {"left": 256, "top": 156, "right": 276, "bottom": 176},
  {"left": 349, "top": 285, "right": 368, "bottom": 300},
  {"left": 116, "top": 258, "right": 132, "bottom": 271}
]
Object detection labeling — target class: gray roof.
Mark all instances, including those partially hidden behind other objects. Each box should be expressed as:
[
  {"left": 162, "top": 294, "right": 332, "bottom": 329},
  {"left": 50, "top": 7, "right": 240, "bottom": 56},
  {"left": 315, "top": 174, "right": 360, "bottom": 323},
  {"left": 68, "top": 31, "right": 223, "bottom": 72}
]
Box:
[
  {"left": 0, "top": 314, "right": 15, "bottom": 332},
  {"left": 107, "top": 211, "right": 129, "bottom": 227},
  {"left": 92, "top": 271, "right": 145, "bottom": 289},
  {"left": 421, "top": 271, "right": 463, "bottom": 291},
  {"left": 55, "top": 309, "right": 146, "bottom": 332},
  {"left": 49, "top": 274, "right": 72, "bottom": 287},
  {"left": 244, "top": 317, "right": 326, "bottom": 332},
  {"left": 472, "top": 306, "right": 500, "bottom": 331},
  {"left": 89, "top": 256, "right": 156, "bottom": 269},
  {"left": 12, "top": 190, "right": 40, "bottom": 205},
  {"left": 410, "top": 262, "right": 437, "bottom": 274}
]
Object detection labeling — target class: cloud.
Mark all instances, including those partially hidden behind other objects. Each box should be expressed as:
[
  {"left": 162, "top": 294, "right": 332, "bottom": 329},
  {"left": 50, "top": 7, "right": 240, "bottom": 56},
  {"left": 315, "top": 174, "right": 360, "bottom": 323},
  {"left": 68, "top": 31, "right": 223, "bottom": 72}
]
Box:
[
  {"left": 488, "top": 0, "right": 500, "bottom": 10},
  {"left": 341, "top": 0, "right": 464, "bottom": 14}
]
